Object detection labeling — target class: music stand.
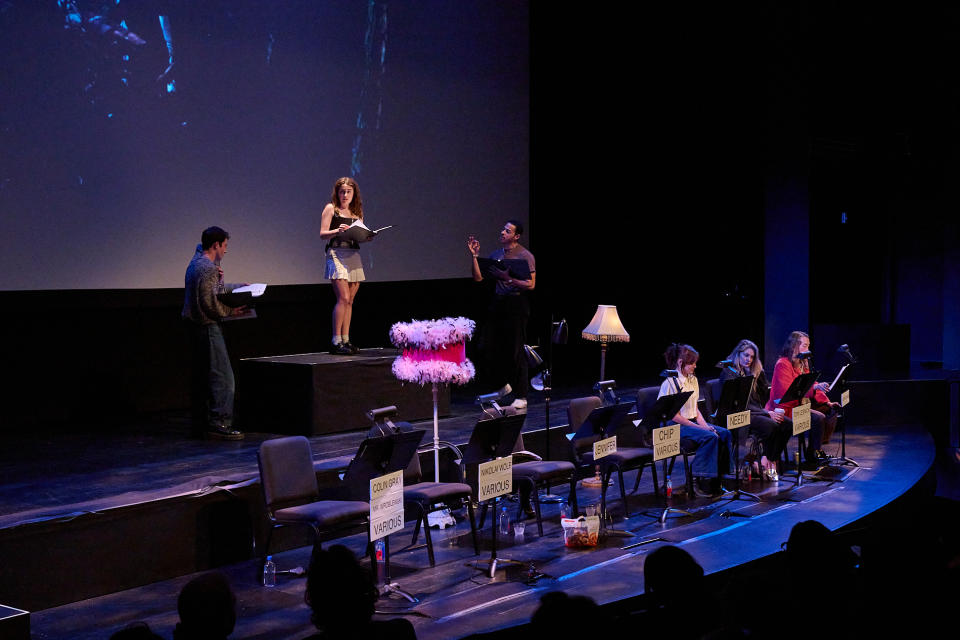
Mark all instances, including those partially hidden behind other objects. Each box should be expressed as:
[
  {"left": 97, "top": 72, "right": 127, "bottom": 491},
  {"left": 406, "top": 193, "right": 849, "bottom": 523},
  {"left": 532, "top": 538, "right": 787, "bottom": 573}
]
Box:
[
  {"left": 569, "top": 402, "right": 635, "bottom": 537},
  {"left": 775, "top": 370, "right": 820, "bottom": 491},
  {"left": 712, "top": 375, "right": 761, "bottom": 510},
  {"left": 343, "top": 430, "right": 425, "bottom": 602},
  {"left": 635, "top": 391, "right": 695, "bottom": 523},
  {"left": 830, "top": 364, "right": 859, "bottom": 469},
  {"left": 463, "top": 414, "right": 528, "bottom": 578}
]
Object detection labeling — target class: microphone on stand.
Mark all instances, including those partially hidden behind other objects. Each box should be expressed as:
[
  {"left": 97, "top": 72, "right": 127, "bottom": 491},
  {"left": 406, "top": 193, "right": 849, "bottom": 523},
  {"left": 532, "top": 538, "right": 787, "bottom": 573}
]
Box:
[
  {"left": 475, "top": 384, "right": 512, "bottom": 404},
  {"left": 659, "top": 369, "right": 679, "bottom": 378},
  {"left": 837, "top": 344, "right": 858, "bottom": 364},
  {"left": 797, "top": 351, "right": 813, "bottom": 360}
]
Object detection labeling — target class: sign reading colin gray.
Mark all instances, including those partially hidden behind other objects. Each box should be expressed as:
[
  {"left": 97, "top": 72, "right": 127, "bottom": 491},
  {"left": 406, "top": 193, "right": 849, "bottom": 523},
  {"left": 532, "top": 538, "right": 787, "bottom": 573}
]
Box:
[
  {"left": 726, "top": 410, "right": 751, "bottom": 430},
  {"left": 593, "top": 436, "right": 617, "bottom": 460},
  {"left": 792, "top": 402, "right": 812, "bottom": 436},
  {"left": 478, "top": 457, "right": 512, "bottom": 501},
  {"left": 653, "top": 425, "right": 681, "bottom": 462},
  {"left": 369, "top": 470, "right": 404, "bottom": 542}
]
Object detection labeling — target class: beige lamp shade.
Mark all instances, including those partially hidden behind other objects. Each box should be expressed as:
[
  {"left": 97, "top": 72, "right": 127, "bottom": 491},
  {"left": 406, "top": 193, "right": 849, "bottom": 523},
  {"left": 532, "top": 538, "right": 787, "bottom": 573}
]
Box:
[{"left": 581, "top": 305, "right": 630, "bottom": 343}]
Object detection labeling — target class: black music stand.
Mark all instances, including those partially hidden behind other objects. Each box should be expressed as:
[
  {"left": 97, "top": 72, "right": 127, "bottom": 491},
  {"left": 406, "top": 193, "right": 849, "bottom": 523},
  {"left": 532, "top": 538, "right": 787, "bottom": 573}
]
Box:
[
  {"left": 343, "top": 430, "right": 425, "bottom": 602},
  {"left": 569, "top": 402, "right": 635, "bottom": 537},
  {"left": 635, "top": 391, "right": 695, "bottom": 523},
  {"left": 712, "top": 375, "right": 761, "bottom": 511},
  {"left": 775, "top": 371, "right": 820, "bottom": 492},
  {"left": 463, "top": 414, "right": 528, "bottom": 578}
]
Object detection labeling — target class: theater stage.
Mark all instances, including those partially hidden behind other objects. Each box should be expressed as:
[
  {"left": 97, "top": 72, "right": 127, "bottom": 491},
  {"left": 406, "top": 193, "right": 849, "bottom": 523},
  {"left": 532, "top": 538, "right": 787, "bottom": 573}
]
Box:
[{"left": 0, "top": 381, "right": 941, "bottom": 640}]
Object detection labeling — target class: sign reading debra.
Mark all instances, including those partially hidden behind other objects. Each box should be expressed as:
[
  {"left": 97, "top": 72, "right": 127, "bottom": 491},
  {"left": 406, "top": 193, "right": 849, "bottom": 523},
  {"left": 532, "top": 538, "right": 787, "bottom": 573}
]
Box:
[
  {"left": 477, "top": 457, "right": 512, "bottom": 501},
  {"left": 369, "top": 470, "right": 404, "bottom": 541},
  {"left": 792, "top": 402, "right": 812, "bottom": 436},
  {"left": 653, "top": 425, "right": 680, "bottom": 462}
]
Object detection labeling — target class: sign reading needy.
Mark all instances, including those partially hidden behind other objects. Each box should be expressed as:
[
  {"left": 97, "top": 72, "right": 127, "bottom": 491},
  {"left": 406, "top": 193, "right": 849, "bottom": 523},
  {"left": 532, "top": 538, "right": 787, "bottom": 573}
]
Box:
[{"left": 726, "top": 410, "right": 751, "bottom": 430}]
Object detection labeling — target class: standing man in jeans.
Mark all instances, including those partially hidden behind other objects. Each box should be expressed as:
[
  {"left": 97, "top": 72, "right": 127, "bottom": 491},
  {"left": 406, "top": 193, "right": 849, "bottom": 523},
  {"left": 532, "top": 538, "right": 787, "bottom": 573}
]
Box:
[{"left": 182, "top": 226, "right": 245, "bottom": 440}]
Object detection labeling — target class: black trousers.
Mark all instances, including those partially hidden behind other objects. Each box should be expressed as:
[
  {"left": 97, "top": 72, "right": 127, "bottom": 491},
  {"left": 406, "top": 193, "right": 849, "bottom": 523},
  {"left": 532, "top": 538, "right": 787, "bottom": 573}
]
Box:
[
  {"left": 748, "top": 411, "right": 793, "bottom": 462},
  {"left": 481, "top": 294, "right": 530, "bottom": 399}
]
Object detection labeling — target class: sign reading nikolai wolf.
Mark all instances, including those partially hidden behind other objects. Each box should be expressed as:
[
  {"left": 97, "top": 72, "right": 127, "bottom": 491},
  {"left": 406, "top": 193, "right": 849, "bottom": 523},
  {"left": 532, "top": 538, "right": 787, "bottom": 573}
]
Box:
[
  {"left": 477, "top": 456, "right": 513, "bottom": 501},
  {"left": 369, "top": 470, "right": 404, "bottom": 541}
]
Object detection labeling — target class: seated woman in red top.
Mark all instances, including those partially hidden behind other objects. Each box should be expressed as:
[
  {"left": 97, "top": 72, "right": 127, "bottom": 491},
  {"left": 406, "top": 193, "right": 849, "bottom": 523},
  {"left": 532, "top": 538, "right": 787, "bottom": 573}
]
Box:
[{"left": 765, "top": 331, "right": 839, "bottom": 465}]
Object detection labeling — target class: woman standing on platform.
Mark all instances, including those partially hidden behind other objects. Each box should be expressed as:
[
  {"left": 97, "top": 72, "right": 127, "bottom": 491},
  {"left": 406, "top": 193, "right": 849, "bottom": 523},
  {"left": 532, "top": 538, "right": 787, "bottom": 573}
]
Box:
[
  {"left": 320, "top": 177, "right": 367, "bottom": 355},
  {"left": 720, "top": 339, "right": 792, "bottom": 478},
  {"left": 657, "top": 343, "right": 734, "bottom": 496},
  {"left": 765, "top": 331, "right": 838, "bottom": 464}
]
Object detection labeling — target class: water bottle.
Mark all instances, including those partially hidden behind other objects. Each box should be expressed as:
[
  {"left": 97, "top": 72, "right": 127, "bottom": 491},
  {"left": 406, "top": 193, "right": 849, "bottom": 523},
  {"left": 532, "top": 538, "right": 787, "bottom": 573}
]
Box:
[
  {"left": 262, "top": 556, "right": 276, "bottom": 587},
  {"left": 374, "top": 538, "right": 386, "bottom": 584},
  {"left": 499, "top": 505, "right": 510, "bottom": 536},
  {"left": 665, "top": 475, "right": 673, "bottom": 498}
]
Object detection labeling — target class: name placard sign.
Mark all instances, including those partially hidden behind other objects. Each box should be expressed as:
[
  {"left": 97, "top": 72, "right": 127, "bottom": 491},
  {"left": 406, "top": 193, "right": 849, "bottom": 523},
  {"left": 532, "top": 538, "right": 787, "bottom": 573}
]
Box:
[
  {"left": 792, "top": 403, "right": 812, "bottom": 436},
  {"left": 369, "top": 470, "right": 404, "bottom": 541},
  {"left": 841, "top": 389, "right": 850, "bottom": 407},
  {"left": 726, "top": 410, "right": 751, "bottom": 430},
  {"left": 477, "top": 457, "right": 513, "bottom": 502},
  {"left": 653, "top": 425, "right": 681, "bottom": 462},
  {"left": 593, "top": 436, "right": 617, "bottom": 460}
]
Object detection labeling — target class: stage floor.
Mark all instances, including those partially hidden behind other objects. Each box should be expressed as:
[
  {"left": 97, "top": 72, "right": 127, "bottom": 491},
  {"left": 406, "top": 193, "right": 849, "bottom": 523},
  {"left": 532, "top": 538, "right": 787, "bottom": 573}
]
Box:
[{"left": 20, "top": 404, "right": 937, "bottom": 640}]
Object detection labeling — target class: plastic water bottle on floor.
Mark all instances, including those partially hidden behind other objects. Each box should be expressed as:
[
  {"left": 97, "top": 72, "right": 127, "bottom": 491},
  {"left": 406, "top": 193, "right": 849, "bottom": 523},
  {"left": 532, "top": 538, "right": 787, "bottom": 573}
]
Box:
[
  {"left": 666, "top": 475, "right": 673, "bottom": 498},
  {"left": 263, "top": 556, "right": 276, "bottom": 587},
  {"left": 499, "top": 505, "right": 510, "bottom": 536}
]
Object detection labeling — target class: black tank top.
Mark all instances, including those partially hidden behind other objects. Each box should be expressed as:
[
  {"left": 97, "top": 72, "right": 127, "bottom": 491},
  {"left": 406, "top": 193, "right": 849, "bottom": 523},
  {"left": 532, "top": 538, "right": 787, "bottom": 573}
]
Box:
[{"left": 326, "top": 212, "right": 360, "bottom": 251}]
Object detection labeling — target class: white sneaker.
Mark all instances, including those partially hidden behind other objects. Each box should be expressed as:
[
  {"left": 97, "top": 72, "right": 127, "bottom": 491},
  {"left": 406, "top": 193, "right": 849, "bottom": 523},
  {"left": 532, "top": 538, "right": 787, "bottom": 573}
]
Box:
[{"left": 510, "top": 398, "right": 528, "bottom": 411}]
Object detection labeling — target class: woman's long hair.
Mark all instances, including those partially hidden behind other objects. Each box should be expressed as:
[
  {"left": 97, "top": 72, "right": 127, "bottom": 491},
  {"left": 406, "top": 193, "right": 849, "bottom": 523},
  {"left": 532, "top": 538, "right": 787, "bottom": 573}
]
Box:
[
  {"left": 726, "top": 339, "right": 763, "bottom": 377},
  {"left": 780, "top": 331, "right": 810, "bottom": 369},
  {"left": 329, "top": 176, "right": 364, "bottom": 219}
]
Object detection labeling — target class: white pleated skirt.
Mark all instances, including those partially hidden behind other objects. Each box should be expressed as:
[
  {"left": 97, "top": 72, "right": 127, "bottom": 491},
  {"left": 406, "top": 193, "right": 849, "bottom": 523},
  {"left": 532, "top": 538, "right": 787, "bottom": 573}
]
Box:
[{"left": 325, "top": 248, "right": 365, "bottom": 282}]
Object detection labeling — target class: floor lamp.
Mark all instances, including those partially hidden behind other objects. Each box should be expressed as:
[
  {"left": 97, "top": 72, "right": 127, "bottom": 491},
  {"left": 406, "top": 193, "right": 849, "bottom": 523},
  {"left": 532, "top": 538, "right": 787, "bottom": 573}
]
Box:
[
  {"left": 582, "top": 305, "right": 630, "bottom": 381},
  {"left": 581, "top": 306, "right": 629, "bottom": 489}
]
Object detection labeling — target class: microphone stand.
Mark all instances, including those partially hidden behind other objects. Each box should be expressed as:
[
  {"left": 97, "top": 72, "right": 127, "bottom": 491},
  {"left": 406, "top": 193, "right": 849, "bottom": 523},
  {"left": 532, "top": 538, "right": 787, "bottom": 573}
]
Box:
[{"left": 832, "top": 361, "right": 860, "bottom": 469}]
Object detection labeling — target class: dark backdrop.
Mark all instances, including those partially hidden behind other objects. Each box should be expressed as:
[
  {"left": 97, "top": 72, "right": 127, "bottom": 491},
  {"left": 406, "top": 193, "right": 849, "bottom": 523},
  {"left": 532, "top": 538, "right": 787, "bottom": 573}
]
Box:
[{"left": 3, "top": 3, "right": 959, "bottom": 430}]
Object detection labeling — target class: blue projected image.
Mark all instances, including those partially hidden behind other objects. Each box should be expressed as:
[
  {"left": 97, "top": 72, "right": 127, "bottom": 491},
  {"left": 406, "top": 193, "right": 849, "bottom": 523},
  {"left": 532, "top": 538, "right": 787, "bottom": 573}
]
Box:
[{"left": 0, "top": 1, "right": 530, "bottom": 290}]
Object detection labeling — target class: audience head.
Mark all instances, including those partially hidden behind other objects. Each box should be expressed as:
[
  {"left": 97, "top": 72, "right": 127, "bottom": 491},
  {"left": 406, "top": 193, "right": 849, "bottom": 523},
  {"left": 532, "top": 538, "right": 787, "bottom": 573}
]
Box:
[
  {"left": 305, "top": 544, "right": 378, "bottom": 631},
  {"left": 531, "top": 591, "right": 598, "bottom": 634},
  {"left": 110, "top": 622, "right": 163, "bottom": 640},
  {"left": 784, "top": 519, "right": 858, "bottom": 574},
  {"left": 727, "top": 339, "right": 762, "bottom": 377},
  {"left": 174, "top": 571, "right": 237, "bottom": 640},
  {"left": 644, "top": 545, "right": 704, "bottom": 600}
]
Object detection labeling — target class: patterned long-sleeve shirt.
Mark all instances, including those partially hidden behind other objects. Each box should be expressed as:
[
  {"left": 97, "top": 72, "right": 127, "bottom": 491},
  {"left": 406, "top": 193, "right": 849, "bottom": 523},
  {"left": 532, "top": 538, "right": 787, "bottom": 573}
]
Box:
[{"left": 182, "top": 245, "right": 236, "bottom": 325}]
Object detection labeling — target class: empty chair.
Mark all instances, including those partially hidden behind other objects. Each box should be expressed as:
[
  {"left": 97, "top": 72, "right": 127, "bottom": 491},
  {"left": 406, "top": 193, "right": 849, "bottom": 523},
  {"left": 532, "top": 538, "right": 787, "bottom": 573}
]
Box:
[
  {"left": 257, "top": 436, "right": 370, "bottom": 572},
  {"left": 401, "top": 441, "right": 479, "bottom": 566},
  {"left": 511, "top": 431, "right": 579, "bottom": 536}
]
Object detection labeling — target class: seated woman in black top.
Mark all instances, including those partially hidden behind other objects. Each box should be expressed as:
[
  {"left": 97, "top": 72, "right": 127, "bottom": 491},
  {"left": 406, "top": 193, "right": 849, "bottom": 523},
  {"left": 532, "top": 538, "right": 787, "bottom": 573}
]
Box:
[{"left": 719, "top": 339, "right": 792, "bottom": 478}]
